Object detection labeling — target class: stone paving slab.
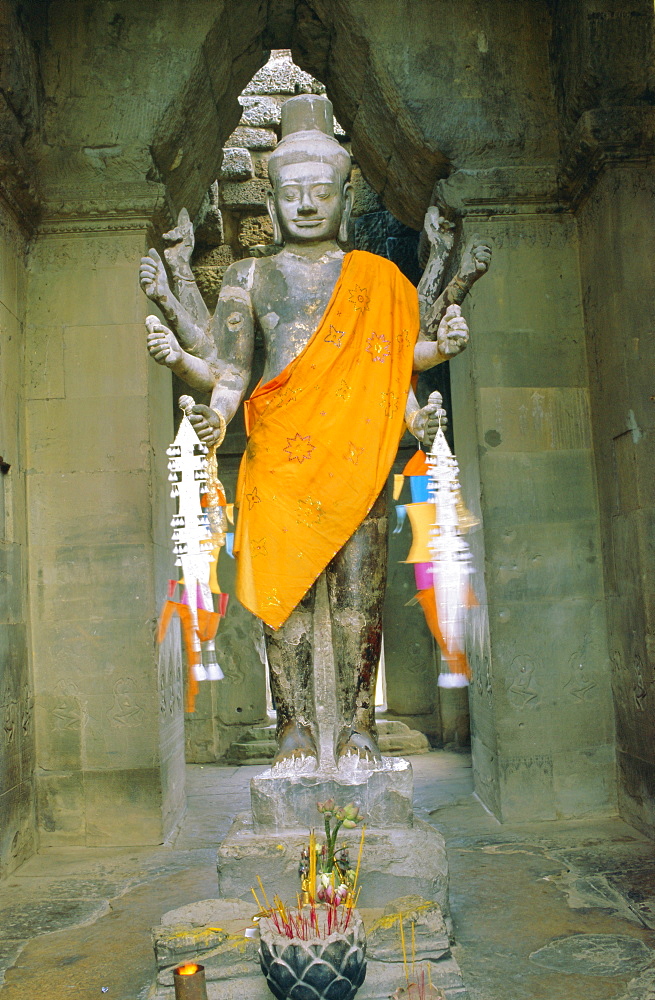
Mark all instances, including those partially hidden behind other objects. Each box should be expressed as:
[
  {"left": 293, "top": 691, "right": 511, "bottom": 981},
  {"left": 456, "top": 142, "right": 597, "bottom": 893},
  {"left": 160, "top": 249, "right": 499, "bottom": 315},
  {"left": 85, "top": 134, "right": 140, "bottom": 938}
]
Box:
[
  {"left": 0, "top": 942, "right": 27, "bottom": 987},
  {"left": 0, "top": 900, "right": 109, "bottom": 939}
]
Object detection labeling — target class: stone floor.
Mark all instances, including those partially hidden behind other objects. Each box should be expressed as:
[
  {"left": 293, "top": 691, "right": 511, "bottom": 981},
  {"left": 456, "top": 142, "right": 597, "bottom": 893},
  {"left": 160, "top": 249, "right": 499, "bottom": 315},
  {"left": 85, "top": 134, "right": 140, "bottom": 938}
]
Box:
[{"left": 0, "top": 751, "right": 653, "bottom": 999}]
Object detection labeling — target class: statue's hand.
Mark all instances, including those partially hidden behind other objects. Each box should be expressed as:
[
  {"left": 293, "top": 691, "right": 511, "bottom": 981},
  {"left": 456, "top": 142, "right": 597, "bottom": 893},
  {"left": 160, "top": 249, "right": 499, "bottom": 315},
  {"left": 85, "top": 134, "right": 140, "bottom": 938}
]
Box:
[
  {"left": 188, "top": 404, "right": 224, "bottom": 448},
  {"left": 458, "top": 235, "right": 492, "bottom": 286},
  {"left": 163, "top": 208, "right": 195, "bottom": 272},
  {"left": 139, "top": 248, "right": 171, "bottom": 304},
  {"left": 411, "top": 402, "right": 448, "bottom": 450},
  {"left": 423, "top": 206, "right": 455, "bottom": 256},
  {"left": 145, "top": 316, "right": 182, "bottom": 367},
  {"left": 436, "top": 304, "right": 469, "bottom": 358}
]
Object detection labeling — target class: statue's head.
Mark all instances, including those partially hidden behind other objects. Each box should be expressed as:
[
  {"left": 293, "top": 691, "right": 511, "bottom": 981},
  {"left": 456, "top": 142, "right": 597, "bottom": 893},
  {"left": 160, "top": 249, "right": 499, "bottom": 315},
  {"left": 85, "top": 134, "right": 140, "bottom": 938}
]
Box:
[{"left": 267, "top": 95, "right": 353, "bottom": 245}]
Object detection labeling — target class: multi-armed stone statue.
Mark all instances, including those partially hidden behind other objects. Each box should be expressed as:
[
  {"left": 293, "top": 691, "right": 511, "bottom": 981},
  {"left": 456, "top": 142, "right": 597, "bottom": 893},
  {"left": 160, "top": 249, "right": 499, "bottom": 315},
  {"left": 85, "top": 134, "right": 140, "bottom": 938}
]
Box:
[{"left": 140, "top": 94, "right": 490, "bottom": 768}]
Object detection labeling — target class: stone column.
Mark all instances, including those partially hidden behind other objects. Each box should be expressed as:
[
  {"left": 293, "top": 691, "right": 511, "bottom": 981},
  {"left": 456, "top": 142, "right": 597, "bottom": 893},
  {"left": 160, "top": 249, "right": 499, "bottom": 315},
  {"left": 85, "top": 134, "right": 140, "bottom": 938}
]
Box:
[
  {"left": 0, "top": 200, "right": 36, "bottom": 875},
  {"left": 442, "top": 169, "right": 616, "bottom": 821},
  {"left": 569, "top": 110, "right": 655, "bottom": 836},
  {"left": 25, "top": 212, "right": 186, "bottom": 846}
]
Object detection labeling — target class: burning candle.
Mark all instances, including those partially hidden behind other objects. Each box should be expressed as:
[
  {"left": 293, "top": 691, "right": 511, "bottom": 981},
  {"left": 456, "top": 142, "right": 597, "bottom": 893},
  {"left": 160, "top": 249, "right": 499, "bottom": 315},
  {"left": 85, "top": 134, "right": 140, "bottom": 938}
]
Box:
[{"left": 173, "top": 962, "right": 208, "bottom": 1000}]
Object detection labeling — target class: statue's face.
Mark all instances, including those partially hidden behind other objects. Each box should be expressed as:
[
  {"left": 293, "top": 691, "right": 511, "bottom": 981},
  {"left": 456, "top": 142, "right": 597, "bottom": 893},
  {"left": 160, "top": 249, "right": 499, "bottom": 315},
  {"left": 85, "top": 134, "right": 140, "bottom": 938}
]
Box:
[{"left": 273, "top": 161, "right": 347, "bottom": 243}]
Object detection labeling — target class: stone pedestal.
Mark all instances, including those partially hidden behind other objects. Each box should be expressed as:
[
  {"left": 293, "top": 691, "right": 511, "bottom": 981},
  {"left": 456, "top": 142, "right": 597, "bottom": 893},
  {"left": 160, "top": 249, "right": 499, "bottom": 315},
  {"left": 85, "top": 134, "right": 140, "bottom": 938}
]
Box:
[
  {"left": 250, "top": 757, "right": 413, "bottom": 832},
  {"left": 217, "top": 812, "right": 449, "bottom": 914}
]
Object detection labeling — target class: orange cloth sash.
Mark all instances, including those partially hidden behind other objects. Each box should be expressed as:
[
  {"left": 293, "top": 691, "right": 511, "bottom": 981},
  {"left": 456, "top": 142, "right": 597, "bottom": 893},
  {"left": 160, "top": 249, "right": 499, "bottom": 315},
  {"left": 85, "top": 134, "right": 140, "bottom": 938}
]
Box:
[{"left": 234, "top": 250, "right": 419, "bottom": 629}]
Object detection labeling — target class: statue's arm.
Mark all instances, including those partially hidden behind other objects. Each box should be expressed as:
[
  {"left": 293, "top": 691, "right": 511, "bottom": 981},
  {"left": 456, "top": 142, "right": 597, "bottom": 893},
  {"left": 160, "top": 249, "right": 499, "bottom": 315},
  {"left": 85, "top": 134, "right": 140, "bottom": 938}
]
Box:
[
  {"left": 187, "top": 264, "right": 257, "bottom": 445},
  {"left": 417, "top": 207, "right": 454, "bottom": 321},
  {"left": 419, "top": 233, "right": 492, "bottom": 341},
  {"left": 145, "top": 316, "right": 215, "bottom": 392},
  {"left": 162, "top": 209, "right": 211, "bottom": 327},
  {"left": 413, "top": 305, "right": 469, "bottom": 372},
  {"left": 404, "top": 385, "right": 447, "bottom": 448},
  {"left": 139, "top": 247, "right": 215, "bottom": 360}
]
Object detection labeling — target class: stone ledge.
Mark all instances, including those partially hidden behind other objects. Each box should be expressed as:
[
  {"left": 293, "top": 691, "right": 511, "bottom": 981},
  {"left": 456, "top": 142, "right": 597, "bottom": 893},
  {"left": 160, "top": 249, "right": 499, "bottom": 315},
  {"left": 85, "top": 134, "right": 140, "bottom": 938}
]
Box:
[{"left": 434, "top": 165, "right": 561, "bottom": 217}]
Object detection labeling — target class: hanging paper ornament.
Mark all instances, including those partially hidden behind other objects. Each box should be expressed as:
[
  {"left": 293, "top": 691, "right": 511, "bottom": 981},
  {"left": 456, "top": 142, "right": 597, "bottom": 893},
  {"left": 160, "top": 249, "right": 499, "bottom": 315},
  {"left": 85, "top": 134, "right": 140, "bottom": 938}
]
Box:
[
  {"left": 425, "top": 391, "right": 476, "bottom": 687},
  {"left": 400, "top": 394, "right": 478, "bottom": 687},
  {"left": 158, "top": 395, "right": 229, "bottom": 712}
]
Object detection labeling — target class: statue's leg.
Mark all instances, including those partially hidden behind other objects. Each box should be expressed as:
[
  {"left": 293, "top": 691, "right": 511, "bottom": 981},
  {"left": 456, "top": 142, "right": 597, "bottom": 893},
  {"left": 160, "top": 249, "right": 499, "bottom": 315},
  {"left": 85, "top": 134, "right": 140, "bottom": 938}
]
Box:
[
  {"left": 264, "top": 583, "right": 318, "bottom": 764},
  {"left": 327, "top": 489, "right": 387, "bottom": 762}
]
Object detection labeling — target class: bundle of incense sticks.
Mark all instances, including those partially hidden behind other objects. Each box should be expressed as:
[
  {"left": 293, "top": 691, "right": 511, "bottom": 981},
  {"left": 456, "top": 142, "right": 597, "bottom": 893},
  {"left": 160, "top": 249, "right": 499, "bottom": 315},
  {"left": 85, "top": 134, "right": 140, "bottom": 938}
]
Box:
[
  {"left": 397, "top": 913, "right": 439, "bottom": 1000},
  {"left": 252, "top": 891, "right": 356, "bottom": 939},
  {"left": 250, "top": 826, "right": 367, "bottom": 941}
]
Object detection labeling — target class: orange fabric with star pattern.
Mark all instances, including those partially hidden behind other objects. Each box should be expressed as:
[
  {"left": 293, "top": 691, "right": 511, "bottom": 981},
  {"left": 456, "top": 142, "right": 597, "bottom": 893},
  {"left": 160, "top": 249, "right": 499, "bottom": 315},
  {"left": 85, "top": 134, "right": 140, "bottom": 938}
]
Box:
[{"left": 234, "top": 250, "right": 419, "bottom": 629}]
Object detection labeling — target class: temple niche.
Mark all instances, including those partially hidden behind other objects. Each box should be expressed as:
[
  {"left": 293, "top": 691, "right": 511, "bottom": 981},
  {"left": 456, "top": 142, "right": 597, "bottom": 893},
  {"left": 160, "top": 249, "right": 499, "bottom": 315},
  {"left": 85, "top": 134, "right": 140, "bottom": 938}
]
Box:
[{"left": 0, "top": 2, "right": 654, "bottom": 993}]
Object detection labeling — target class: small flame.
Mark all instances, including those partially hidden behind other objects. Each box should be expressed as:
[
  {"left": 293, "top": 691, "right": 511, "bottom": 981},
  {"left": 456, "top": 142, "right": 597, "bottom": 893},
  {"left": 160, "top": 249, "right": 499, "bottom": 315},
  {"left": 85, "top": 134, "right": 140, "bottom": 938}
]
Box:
[{"left": 176, "top": 963, "right": 200, "bottom": 976}]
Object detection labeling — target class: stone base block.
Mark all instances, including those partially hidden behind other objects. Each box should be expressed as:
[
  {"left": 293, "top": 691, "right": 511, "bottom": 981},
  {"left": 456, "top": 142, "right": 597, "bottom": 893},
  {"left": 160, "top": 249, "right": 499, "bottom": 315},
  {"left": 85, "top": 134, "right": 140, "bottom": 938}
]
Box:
[
  {"left": 152, "top": 898, "right": 465, "bottom": 999},
  {"left": 153, "top": 957, "right": 467, "bottom": 1000},
  {"left": 250, "top": 757, "right": 413, "bottom": 833},
  {"left": 217, "top": 812, "right": 449, "bottom": 915}
]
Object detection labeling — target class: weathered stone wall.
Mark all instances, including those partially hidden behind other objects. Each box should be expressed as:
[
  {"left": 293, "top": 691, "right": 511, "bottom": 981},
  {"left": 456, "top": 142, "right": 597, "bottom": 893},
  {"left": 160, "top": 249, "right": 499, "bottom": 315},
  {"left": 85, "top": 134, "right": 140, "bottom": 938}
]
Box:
[
  {"left": 25, "top": 221, "right": 186, "bottom": 846},
  {"left": 0, "top": 202, "right": 35, "bottom": 876}
]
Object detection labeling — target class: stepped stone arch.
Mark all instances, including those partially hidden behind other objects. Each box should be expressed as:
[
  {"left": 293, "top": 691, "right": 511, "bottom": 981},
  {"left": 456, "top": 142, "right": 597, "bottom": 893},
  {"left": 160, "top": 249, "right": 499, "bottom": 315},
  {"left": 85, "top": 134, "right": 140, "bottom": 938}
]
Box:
[{"left": 149, "top": 0, "right": 450, "bottom": 229}]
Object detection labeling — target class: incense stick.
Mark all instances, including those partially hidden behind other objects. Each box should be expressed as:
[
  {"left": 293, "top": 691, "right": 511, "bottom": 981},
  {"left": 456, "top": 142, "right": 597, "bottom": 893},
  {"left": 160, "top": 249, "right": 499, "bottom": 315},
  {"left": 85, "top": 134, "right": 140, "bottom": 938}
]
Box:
[
  {"left": 257, "top": 875, "right": 272, "bottom": 912},
  {"left": 351, "top": 824, "right": 366, "bottom": 900},
  {"left": 308, "top": 829, "right": 317, "bottom": 904},
  {"left": 411, "top": 920, "right": 416, "bottom": 978},
  {"left": 399, "top": 916, "right": 410, "bottom": 987}
]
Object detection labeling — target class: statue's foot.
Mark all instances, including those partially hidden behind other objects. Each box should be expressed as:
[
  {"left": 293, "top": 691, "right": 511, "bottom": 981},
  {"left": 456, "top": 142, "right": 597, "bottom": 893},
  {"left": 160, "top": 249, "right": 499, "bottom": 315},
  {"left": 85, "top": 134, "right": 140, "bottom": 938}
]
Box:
[
  {"left": 273, "top": 720, "right": 318, "bottom": 766},
  {"left": 336, "top": 726, "right": 382, "bottom": 764}
]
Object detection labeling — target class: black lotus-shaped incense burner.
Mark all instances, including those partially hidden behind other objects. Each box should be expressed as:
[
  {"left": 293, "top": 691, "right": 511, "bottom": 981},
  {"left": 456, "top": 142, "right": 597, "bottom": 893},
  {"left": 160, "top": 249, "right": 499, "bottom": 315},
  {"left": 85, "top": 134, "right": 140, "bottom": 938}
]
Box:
[{"left": 258, "top": 908, "right": 366, "bottom": 1000}]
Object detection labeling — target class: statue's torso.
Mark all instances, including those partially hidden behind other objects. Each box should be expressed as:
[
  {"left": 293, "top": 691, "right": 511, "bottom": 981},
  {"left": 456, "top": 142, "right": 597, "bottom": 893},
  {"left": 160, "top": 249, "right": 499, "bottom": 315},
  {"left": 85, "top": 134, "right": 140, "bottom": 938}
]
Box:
[{"left": 228, "top": 248, "right": 345, "bottom": 384}]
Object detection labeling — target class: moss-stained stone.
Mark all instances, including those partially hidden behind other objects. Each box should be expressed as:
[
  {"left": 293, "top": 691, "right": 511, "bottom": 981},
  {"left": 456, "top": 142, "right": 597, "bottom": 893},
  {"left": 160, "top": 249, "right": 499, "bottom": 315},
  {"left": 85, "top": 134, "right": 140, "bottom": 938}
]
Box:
[
  {"left": 238, "top": 215, "right": 274, "bottom": 249},
  {"left": 220, "top": 147, "right": 255, "bottom": 182},
  {"left": 479, "top": 451, "right": 599, "bottom": 523},
  {"left": 219, "top": 179, "right": 270, "bottom": 212},
  {"left": 26, "top": 397, "right": 151, "bottom": 474}
]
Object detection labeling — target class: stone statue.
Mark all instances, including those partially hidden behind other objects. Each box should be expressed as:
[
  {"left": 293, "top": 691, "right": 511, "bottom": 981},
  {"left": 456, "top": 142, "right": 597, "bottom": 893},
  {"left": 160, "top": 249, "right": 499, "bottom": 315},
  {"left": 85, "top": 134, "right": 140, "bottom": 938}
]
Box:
[{"left": 140, "top": 95, "right": 490, "bottom": 767}]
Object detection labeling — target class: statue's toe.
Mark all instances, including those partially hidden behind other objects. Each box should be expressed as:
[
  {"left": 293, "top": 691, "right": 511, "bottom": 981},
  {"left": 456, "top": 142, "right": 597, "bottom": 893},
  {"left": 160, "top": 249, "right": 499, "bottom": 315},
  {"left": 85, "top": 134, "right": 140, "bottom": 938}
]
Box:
[
  {"left": 336, "top": 727, "right": 382, "bottom": 763},
  {"left": 273, "top": 720, "right": 318, "bottom": 765}
]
